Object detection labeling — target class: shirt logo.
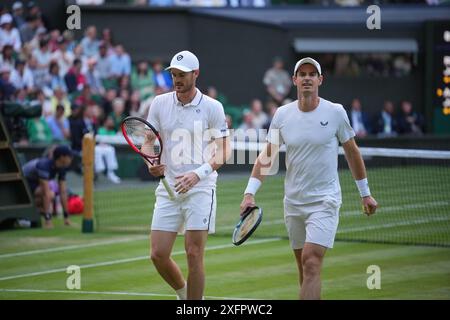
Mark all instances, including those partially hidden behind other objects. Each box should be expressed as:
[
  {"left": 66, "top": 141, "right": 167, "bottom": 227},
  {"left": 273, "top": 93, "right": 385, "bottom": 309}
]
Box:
[
  {"left": 195, "top": 109, "right": 201, "bottom": 113},
  {"left": 203, "top": 218, "right": 208, "bottom": 224},
  {"left": 177, "top": 55, "right": 183, "bottom": 61},
  {"left": 320, "top": 121, "right": 328, "bottom": 127}
]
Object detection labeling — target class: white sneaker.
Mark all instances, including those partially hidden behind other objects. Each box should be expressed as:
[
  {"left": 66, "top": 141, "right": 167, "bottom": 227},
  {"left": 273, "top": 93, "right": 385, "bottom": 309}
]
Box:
[{"left": 107, "top": 172, "right": 121, "bottom": 184}]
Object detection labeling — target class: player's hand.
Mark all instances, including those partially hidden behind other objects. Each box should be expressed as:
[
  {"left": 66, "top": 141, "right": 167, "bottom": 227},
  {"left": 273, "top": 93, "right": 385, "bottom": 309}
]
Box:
[
  {"left": 175, "top": 172, "right": 200, "bottom": 194},
  {"left": 362, "top": 196, "right": 378, "bottom": 216},
  {"left": 148, "top": 164, "right": 166, "bottom": 177},
  {"left": 240, "top": 194, "right": 256, "bottom": 216}
]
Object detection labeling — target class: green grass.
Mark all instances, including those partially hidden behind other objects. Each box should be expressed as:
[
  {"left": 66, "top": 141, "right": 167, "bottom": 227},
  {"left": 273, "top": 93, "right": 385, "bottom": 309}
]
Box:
[{"left": 0, "top": 166, "right": 449, "bottom": 300}]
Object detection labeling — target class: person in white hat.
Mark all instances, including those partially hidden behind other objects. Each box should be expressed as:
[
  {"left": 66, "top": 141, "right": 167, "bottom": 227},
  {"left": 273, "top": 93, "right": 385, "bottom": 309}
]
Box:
[
  {"left": 240, "top": 57, "right": 378, "bottom": 299},
  {"left": 0, "top": 13, "right": 22, "bottom": 53},
  {"left": 144, "top": 50, "right": 231, "bottom": 300}
]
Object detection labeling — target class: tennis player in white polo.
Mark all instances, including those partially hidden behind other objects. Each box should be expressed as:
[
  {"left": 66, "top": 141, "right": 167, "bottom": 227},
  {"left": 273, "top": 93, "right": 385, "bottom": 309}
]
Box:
[
  {"left": 240, "top": 57, "right": 378, "bottom": 300},
  {"left": 146, "top": 50, "right": 231, "bottom": 300}
]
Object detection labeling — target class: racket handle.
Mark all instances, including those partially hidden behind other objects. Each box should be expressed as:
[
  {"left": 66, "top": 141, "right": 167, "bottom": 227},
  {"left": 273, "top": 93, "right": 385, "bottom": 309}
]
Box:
[{"left": 161, "top": 177, "right": 176, "bottom": 200}]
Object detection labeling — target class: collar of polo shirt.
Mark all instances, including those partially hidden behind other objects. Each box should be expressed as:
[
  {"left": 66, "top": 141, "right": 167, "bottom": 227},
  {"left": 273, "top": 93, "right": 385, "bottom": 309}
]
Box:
[{"left": 174, "top": 88, "right": 203, "bottom": 107}]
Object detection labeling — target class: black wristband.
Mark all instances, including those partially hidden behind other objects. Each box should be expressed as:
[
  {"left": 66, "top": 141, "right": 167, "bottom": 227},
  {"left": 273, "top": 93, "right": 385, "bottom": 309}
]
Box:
[{"left": 42, "top": 212, "right": 52, "bottom": 221}]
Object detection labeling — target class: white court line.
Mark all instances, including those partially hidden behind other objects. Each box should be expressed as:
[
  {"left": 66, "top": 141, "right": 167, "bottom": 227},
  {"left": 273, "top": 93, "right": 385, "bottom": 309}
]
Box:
[
  {"left": 2, "top": 201, "right": 447, "bottom": 259},
  {"left": 0, "top": 238, "right": 281, "bottom": 282},
  {"left": 0, "top": 288, "right": 258, "bottom": 300},
  {"left": 0, "top": 236, "right": 148, "bottom": 259}
]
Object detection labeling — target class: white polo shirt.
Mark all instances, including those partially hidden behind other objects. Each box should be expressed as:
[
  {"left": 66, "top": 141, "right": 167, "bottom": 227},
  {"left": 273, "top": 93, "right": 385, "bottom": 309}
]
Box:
[
  {"left": 267, "top": 97, "right": 355, "bottom": 207},
  {"left": 147, "top": 88, "right": 229, "bottom": 190}
]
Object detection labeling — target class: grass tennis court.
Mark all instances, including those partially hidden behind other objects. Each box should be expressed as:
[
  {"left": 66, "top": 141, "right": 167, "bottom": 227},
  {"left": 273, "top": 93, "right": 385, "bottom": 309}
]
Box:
[{"left": 0, "top": 166, "right": 449, "bottom": 299}]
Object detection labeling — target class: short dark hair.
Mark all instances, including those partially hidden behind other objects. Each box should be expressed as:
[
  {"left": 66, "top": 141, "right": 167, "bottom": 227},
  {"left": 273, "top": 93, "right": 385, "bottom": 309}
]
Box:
[{"left": 53, "top": 145, "right": 73, "bottom": 160}]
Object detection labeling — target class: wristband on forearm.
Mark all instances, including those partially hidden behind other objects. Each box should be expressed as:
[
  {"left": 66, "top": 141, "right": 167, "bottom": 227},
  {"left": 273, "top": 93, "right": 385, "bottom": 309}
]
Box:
[
  {"left": 355, "top": 178, "right": 371, "bottom": 197},
  {"left": 244, "top": 177, "right": 262, "bottom": 196},
  {"left": 193, "top": 163, "right": 214, "bottom": 180}
]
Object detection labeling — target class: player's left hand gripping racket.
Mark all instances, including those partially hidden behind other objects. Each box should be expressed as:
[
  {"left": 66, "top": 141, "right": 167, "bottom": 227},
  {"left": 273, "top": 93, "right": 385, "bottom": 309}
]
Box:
[
  {"left": 121, "top": 116, "right": 176, "bottom": 200},
  {"left": 232, "top": 206, "right": 263, "bottom": 246}
]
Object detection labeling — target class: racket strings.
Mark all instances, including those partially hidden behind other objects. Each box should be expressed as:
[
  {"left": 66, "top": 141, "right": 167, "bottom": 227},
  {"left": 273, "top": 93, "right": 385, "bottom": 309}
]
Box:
[{"left": 124, "top": 120, "right": 161, "bottom": 158}]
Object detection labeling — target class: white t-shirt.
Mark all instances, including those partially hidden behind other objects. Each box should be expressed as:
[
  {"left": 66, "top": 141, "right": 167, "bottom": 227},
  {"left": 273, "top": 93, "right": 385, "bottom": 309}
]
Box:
[
  {"left": 147, "top": 88, "right": 229, "bottom": 190},
  {"left": 267, "top": 97, "right": 355, "bottom": 207}
]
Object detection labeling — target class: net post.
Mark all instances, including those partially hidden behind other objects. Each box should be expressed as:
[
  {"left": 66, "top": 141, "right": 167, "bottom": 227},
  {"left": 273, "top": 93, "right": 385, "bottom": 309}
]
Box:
[{"left": 82, "top": 133, "right": 95, "bottom": 233}]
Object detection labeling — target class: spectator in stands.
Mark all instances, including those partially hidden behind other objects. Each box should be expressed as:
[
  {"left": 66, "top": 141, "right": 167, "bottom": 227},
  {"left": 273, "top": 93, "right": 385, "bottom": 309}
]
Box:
[
  {"left": 152, "top": 59, "right": 172, "bottom": 93},
  {"left": 47, "top": 29, "right": 61, "bottom": 53},
  {"left": 26, "top": 111, "right": 53, "bottom": 144},
  {"left": 0, "top": 65, "right": 16, "bottom": 101},
  {"left": 48, "top": 86, "right": 71, "bottom": 117},
  {"left": 129, "top": 90, "right": 142, "bottom": 117},
  {"left": 80, "top": 25, "right": 100, "bottom": 59},
  {"left": 263, "top": 100, "right": 279, "bottom": 131},
  {"left": 64, "top": 58, "right": 86, "bottom": 93},
  {"left": 101, "top": 88, "right": 117, "bottom": 118},
  {"left": 85, "top": 57, "right": 105, "bottom": 95},
  {"left": 110, "top": 44, "right": 131, "bottom": 78},
  {"left": 95, "top": 115, "right": 121, "bottom": 184},
  {"left": 46, "top": 104, "right": 70, "bottom": 142},
  {"left": 238, "top": 109, "right": 255, "bottom": 131},
  {"left": 12, "top": 2, "right": 26, "bottom": 29},
  {"left": 100, "top": 27, "right": 115, "bottom": 56},
  {"left": 44, "top": 61, "right": 67, "bottom": 96},
  {"left": 206, "top": 86, "right": 218, "bottom": 100},
  {"left": 68, "top": 102, "right": 86, "bottom": 153},
  {"left": 0, "top": 44, "right": 16, "bottom": 70},
  {"left": 131, "top": 60, "right": 155, "bottom": 100},
  {"left": 51, "top": 36, "right": 74, "bottom": 78},
  {"left": 0, "top": 13, "right": 22, "bottom": 53},
  {"left": 32, "top": 38, "right": 52, "bottom": 88},
  {"left": 97, "top": 115, "right": 116, "bottom": 136},
  {"left": 95, "top": 42, "right": 112, "bottom": 83},
  {"left": 27, "top": 1, "right": 51, "bottom": 31},
  {"left": 250, "top": 98, "right": 269, "bottom": 130},
  {"left": 263, "top": 56, "right": 292, "bottom": 105},
  {"left": 22, "top": 144, "right": 74, "bottom": 228},
  {"left": 334, "top": 53, "right": 360, "bottom": 77},
  {"left": 19, "top": 14, "right": 40, "bottom": 44},
  {"left": 397, "top": 100, "right": 424, "bottom": 135},
  {"left": 375, "top": 100, "right": 398, "bottom": 137},
  {"left": 347, "top": 98, "right": 371, "bottom": 138},
  {"left": 109, "top": 97, "right": 126, "bottom": 132},
  {"left": 62, "top": 30, "right": 76, "bottom": 52},
  {"left": 9, "top": 59, "right": 34, "bottom": 93}
]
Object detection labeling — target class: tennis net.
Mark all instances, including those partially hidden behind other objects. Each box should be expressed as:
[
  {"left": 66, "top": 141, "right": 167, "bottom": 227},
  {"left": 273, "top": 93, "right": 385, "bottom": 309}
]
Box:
[{"left": 93, "top": 147, "right": 450, "bottom": 247}]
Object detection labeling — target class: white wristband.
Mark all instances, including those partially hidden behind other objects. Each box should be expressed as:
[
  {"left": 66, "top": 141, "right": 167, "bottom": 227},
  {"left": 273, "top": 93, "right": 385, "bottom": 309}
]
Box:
[
  {"left": 244, "top": 177, "right": 262, "bottom": 196},
  {"left": 193, "top": 163, "right": 214, "bottom": 180},
  {"left": 355, "top": 178, "right": 371, "bottom": 198}
]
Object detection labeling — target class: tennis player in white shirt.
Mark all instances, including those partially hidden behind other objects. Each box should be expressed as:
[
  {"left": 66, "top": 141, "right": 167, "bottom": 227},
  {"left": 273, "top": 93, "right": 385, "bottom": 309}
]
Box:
[
  {"left": 240, "top": 57, "right": 378, "bottom": 300},
  {"left": 146, "top": 50, "right": 231, "bottom": 300}
]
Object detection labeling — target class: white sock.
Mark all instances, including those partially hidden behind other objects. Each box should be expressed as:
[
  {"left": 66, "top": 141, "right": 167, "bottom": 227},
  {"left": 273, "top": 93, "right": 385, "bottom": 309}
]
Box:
[{"left": 176, "top": 283, "right": 187, "bottom": 300}]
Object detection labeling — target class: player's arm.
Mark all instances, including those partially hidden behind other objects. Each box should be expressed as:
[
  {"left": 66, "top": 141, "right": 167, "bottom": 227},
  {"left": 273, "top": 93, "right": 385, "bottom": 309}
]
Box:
[
  {"left": 175, "top": 136, "right": 231, "bottom": 194},
  {"left": 58, "top": 179, "right": 70, "bottom": 223},
  {"left": 342, "top": 138, "right": 378, "bottom": 216},
  {"left": 240, "top": 142, "right": 280, "bottom": 214},
  {"left": 39, "top": 178, "right": 53, "bottom": 221}
]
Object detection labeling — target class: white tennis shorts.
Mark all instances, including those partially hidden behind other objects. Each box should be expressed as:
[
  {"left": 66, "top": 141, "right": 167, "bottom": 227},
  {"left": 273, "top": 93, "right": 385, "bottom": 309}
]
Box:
[
  {"left": 151, "top": 187, "right": 216, "bottom": 234},
  {"left": 284, "top": 199, "right": 340, "bottom": 249}
]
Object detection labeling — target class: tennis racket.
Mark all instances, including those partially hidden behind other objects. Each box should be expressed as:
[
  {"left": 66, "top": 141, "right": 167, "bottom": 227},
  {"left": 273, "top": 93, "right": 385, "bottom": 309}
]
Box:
[
  {"left": 121, "top": 116, "right": 176, "bottom": 200},
  {"left": 232, "top": 206, "right": 263, "bottom": 246}
]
